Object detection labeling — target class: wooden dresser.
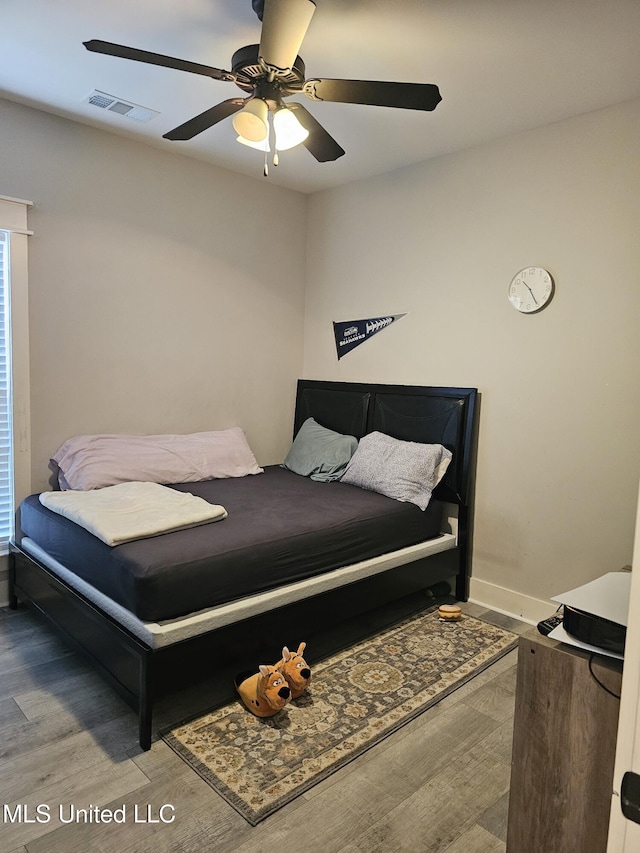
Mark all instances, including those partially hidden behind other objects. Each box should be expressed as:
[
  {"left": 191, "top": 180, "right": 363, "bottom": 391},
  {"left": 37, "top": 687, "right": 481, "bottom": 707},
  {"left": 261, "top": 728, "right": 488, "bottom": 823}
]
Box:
[{"left": 506, "top": 631, "right": 623, "bottom": 853}]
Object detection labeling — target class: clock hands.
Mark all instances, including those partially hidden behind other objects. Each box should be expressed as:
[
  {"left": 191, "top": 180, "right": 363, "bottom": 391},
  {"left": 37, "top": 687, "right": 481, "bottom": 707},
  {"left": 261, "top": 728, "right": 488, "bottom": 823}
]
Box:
[{"left": 523, "top": 282, "right": 539, "bottom": 305}]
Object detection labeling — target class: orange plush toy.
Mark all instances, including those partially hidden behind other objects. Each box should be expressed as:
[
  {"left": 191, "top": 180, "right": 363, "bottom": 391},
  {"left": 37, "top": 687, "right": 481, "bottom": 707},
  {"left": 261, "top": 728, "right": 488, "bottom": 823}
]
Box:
[
  {"left": 276, "top": 642, "right": 312, "bottom": 699},
  {"left": 234, "top": 665, "right": 291, "bottom": 717}
]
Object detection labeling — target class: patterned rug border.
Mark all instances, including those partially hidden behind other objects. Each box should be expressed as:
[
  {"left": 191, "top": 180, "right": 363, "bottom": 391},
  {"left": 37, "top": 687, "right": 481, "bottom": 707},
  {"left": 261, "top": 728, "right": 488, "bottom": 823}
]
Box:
[{"left": 160, "top": 611, "right": 518, "bottom": 825}]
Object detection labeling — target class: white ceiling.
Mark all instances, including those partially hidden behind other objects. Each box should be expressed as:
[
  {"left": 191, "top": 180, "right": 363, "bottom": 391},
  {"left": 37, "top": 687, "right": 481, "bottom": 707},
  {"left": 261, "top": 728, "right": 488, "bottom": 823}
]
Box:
[{"left": 2, "top": 0, "right": 640, "bottom": 194}]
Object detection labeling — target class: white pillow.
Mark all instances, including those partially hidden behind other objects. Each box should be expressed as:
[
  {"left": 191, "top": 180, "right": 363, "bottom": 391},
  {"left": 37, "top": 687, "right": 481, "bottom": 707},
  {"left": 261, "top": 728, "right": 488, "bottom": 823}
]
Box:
[
  {"left": 51, "top": 427, "right": 263, "bottom": 490},
  {"left": 341, "top": 431, "right": 452, "bottom": 510}
]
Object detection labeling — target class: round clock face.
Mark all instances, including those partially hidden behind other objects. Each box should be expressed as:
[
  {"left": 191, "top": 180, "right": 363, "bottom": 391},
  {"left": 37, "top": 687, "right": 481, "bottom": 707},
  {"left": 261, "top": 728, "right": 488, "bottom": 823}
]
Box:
[{"left": 508, "top": 267, "right": 555, "bottom": 314}]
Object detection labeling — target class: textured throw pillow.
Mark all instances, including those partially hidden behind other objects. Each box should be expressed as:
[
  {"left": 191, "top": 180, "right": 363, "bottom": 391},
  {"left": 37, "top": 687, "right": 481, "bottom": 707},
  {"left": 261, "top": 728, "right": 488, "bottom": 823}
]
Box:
[
  {"left": 51, "top": 427, "right": 263, "bottom": 490},
  {"left": 282, "top": 418, "right": 358, "bottom": 482},
  {"left": 341, "top": 431, "right": 452, "bottom": 510}
]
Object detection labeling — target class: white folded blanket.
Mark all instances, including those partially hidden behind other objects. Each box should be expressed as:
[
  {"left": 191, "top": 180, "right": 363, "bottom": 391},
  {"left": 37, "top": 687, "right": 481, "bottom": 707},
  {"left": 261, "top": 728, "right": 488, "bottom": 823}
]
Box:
[{"left": 39, "top": 481, "right": 228, "bottom": 546}]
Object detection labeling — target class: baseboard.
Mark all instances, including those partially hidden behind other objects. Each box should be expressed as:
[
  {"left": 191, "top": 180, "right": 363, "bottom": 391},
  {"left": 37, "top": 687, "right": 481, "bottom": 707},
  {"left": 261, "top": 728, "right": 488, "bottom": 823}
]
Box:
[{"left": 469, "top": 577, "right": 554, "bottom": 625}]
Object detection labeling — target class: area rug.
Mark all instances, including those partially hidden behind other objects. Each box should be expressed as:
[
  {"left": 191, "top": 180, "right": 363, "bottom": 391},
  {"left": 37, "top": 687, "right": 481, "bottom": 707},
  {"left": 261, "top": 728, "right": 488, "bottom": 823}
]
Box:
[{"left": 161, "top": 609, "right": 517, "bottom": 825}]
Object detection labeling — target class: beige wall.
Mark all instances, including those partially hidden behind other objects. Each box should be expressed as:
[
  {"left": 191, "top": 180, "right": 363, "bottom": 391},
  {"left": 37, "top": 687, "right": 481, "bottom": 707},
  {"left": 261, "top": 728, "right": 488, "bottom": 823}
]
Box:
[
  {"left": 0, "top": 98, "right": 307, "bottom": 493},
  {"left": 2, "top": 95, "right": 639, "bottom": 617},
  {"left": 303, "top": 99, "right": 640, "bottom": 616}
]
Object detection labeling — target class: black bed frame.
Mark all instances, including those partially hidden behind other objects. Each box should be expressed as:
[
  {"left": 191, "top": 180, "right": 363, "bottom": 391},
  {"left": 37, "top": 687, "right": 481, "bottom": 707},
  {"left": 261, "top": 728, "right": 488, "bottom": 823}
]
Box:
[{"left": 9, "top": 380, "right": 479, "bottom": 750}]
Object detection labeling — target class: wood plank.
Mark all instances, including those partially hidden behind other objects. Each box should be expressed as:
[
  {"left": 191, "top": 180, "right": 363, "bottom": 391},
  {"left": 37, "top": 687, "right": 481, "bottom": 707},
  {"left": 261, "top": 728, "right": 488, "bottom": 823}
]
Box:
[
  {"left": 0, "top": 605, "right": 76, "bottom": 665},
  {"left": 0, "top": 608, "right": 58, "bottom": 649},
  {"left": 0, "top": 756, "right": 149, "bottom": 850},
  {"left": 0, "top": 715, "right": 139, "bottom": 803},
  {"left": 0, "top": 654, "right": 91, "bottom": 703},
  {"left": 0, "top": 631, "right": 73, "bottom": 671},
  {"left": 24, "top": 770, "right": 246, "bottom": 853},
  {"left": 14, "top": 672, "right": 131, "bottom": 722},
  {"left": 0, "top": 604, "right": 33, "bottom": 622},
  {"left": 339, "top": 744, "right": 511, "bottom": 852},
  {"left": 474, "top": 610, "right": 534, "bottom": 636},
  {"left": 0, "top": 705, "right": 134, "bottom": 764},
  {"left": 478, "top": 790, "right": 510, "bottom": 843},
  {"left": 442, "top": 824, "right": 505, "bottom": 852},
  {"left": 435, "top": 647, "right": 518, "bottom": 714},
  {"left": 459, "top": 665, "right": 517, "bottom": 723},
  {"left": 128, "top": 739, "right": 197, "bottom": 783},
  {"left": 0, "top": 697, "right": 26, "bottom": 728},
  {"left": 474, "top": 717, "right": 515, "bottom": 768}
]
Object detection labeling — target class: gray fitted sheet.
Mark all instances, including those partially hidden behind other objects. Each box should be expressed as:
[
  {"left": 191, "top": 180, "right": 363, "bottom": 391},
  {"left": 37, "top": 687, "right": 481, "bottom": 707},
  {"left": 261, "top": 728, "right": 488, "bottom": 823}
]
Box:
[{"left": 19, "top": 466, "right": 443, "bottom": 621}]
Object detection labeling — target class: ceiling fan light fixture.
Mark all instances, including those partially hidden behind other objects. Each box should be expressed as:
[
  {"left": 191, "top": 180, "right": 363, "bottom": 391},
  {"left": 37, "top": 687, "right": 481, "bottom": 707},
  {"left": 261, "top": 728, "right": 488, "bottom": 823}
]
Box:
[
  {"left": 83, "top": 2, "right": 441, "bottom": 168},
  {"left": 231, "top": 98, "right": 269, "bottom": 142},
  {"left": 273, "top": 106, "right": 309, "bottom": 151}
]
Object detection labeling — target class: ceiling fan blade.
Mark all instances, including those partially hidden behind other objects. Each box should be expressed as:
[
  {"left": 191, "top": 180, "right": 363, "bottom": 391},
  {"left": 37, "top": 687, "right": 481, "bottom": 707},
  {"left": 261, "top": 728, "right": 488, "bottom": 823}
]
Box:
[
  {"left": 83, "top": 40, "right": 234, "bottom": 82},
  {"left": 287, "top": 103, "right": 345, "bottom": 162},
  {"left": 259, "top": 0, "right": 316, "bottom": 74},
  {"left": 304, "top": 78, "right": 442, "bottom": 111},
  {"left": 163, "top": 98, "right": 248, "bottom": 141}
]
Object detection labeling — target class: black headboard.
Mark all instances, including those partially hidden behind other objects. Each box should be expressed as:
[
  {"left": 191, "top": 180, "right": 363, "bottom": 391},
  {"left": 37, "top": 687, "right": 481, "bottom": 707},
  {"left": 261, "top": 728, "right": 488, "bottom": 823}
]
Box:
[{"left": 294, "top": 380, "right": 479, "bottom": 507}]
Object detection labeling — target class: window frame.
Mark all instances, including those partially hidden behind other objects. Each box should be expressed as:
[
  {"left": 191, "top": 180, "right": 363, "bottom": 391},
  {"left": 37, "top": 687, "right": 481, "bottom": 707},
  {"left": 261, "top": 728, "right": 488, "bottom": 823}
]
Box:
[{"left": 0, "top": 195, "right": 32, "bottom": 555}]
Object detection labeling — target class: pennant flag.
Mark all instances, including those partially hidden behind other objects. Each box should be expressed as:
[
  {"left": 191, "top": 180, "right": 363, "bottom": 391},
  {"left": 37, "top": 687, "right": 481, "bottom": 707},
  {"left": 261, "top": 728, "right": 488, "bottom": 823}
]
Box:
[{"left": 333, "top": 314, "right": 407, "bottom": 360}]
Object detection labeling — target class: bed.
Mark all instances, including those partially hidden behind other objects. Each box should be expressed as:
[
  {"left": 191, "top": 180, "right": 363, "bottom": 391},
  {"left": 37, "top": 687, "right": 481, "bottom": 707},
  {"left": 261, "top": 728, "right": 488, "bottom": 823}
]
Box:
[{"left": 9, "top": 379, "right": 479, "bottom": 749}]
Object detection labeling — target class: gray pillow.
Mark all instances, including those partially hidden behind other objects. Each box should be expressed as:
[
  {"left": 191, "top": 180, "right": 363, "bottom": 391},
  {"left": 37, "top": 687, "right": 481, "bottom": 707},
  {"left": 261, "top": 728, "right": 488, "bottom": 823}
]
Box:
[
  {"left": 341, "top": 431, "right": 452, "bottom": 510},
  {"left": 282, "top": 418, "right": 358, "bottom": 482}
]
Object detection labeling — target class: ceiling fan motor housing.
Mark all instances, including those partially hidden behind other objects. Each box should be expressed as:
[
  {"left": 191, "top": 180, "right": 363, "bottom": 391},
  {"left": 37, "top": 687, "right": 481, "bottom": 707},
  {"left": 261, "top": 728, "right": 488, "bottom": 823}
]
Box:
[{"left": 231, "top": 44, "right": 306, "bottom": 97}]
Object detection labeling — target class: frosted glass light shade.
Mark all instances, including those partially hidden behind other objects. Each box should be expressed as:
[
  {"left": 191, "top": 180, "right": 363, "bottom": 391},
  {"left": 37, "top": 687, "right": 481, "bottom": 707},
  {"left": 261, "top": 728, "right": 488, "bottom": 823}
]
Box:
[
  {"left": 273, "top": 107, "right": 308, "bottom": 150},
  {"left": 236, "top": 135, "right": 270, "bottom": 152},
  {"left": 232, "top": 99, "right": 269, "bottom": 142}
]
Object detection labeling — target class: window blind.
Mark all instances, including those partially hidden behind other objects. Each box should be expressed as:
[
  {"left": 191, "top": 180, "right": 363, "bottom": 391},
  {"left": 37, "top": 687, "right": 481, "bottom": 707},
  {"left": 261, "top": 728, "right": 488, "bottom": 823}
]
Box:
[{"left": 0, "top": 230, "right": 13, "bottom": 547}]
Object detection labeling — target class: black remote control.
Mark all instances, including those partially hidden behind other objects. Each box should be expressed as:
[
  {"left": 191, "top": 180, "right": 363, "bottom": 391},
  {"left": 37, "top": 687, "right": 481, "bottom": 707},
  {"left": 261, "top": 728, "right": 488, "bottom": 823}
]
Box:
[{"left": 537, "top": 613, "right": 563, "bottom": 636}]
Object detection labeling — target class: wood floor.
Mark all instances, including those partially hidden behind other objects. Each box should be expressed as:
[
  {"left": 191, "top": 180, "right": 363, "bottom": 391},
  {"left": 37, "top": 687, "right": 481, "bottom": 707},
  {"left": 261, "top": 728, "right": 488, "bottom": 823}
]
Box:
[{"left": 0, "top": 600, "right": 531, "bottom": 853}]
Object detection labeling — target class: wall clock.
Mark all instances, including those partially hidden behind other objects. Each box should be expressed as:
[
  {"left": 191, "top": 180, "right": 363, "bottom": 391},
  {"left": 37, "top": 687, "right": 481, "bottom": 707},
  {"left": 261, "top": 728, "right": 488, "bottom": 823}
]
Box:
[{"left": 508, "top": 267, "right": 555, "bottom": 314}]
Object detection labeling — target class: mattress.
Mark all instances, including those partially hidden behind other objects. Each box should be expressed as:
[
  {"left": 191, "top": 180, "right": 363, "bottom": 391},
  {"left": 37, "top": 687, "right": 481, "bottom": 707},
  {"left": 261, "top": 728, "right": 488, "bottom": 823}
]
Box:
[{"left": 19, "top": 466, "right": 443, "bottom": 622}]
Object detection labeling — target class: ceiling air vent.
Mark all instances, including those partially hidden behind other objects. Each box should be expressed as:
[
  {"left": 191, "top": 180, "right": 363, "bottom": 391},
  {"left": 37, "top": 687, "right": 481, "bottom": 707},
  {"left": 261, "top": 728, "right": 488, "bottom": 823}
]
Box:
[{"left": 83, "top": 90, "right": 159, "bottom": 123}]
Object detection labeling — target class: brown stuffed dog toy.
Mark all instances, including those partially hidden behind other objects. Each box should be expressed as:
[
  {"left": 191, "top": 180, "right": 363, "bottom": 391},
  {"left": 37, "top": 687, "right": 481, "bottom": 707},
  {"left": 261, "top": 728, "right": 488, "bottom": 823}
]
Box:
[
  {"left": 276, "top": 642, "right": 312, "bottom": 699},
  {"left": 235, "top": 665, "right": 291, "bottom": 717}
]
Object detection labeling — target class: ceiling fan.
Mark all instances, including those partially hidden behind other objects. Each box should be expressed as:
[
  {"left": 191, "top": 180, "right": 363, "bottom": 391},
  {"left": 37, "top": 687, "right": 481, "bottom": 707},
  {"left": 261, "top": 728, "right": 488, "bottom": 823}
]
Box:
[{"left": 84, "top": 0, "right": 442, "bottom": 174}]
